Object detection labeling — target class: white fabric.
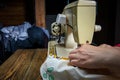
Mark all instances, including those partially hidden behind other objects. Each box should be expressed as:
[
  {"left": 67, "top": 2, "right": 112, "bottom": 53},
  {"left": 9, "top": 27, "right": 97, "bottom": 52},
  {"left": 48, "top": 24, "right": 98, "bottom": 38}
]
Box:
[
  {"left": 40, "top": 55, "right": 118, "bottom": 80},
  {"left": 1, "top": 22, "right": 31, "bottom": 41}
]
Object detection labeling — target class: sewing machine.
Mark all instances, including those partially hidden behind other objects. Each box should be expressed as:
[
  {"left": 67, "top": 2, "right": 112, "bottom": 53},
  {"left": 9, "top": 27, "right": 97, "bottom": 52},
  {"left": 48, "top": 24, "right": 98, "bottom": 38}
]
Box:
[{"left": 48, "top": 0, "right": 101, "bottom": 59}]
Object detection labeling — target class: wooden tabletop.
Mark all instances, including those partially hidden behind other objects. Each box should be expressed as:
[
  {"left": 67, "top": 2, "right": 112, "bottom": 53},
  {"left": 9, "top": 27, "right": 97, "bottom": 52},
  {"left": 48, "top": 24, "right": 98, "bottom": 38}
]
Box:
[{"left": 0, "top": 49, "right": 47, "bottom": 80}]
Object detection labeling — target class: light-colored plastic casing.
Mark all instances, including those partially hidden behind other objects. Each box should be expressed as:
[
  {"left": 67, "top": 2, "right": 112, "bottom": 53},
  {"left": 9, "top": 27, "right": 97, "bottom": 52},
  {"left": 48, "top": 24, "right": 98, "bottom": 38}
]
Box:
[{"left": 63, "top": 0, "right": 96, "bottom": 44}]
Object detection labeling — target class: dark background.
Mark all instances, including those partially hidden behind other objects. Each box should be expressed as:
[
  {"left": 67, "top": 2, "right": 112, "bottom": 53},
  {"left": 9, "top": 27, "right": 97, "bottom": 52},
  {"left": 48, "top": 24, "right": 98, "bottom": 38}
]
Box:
[{"left": 0, "top": 0, "right": 120, "bottom": 45}]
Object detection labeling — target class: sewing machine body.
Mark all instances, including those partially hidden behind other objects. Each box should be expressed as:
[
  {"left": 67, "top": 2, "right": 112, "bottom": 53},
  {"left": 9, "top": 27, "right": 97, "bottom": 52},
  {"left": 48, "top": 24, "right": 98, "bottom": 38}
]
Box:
[{"left": 48, "top": 0, "right": 101, "bottom": 59}]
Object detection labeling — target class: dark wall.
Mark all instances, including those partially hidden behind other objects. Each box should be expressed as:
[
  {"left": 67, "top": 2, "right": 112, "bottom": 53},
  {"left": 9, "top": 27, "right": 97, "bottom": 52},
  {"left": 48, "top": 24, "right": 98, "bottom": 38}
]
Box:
[
  {"left": 0, "top": 0, "right": 34, "bottom": 26},
  {"left": 46, "top": 0, "right": 76, "bottom": 14},
  {"left": 0, "top": 0, "right": 25, "bottom": 26},
  {"left": 25, "top": 0, "right": 35, "bottom": 24},
  {"left": 93, "top": 0, "right": 117, "bottom": 45},
  {"left": 115, "top": 0, "right": 120, "bottom": 44}
]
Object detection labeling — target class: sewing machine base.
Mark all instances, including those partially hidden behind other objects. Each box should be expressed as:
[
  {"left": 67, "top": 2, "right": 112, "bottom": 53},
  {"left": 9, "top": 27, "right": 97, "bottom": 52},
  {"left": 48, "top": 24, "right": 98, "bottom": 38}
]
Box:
[{"left": 48, "top": 41, "right": 75, "bottom": 60}]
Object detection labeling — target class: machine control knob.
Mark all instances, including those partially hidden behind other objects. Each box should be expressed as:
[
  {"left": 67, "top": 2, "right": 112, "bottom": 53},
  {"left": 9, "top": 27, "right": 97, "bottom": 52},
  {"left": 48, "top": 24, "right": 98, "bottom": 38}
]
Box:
[{"left": 95, "top": 25, "right": 102, "bottom": 32}]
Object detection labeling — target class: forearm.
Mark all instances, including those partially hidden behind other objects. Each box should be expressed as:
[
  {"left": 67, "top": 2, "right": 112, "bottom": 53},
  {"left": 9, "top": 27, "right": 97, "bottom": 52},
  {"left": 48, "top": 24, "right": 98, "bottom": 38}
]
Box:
[{"left": 106, "top": 47, "right": 120, "bottom": 77}]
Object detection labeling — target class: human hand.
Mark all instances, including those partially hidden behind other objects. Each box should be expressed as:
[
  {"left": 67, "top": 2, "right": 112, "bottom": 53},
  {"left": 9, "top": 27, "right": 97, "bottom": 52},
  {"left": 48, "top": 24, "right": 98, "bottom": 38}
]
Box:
[{"left": 69, "top": 44, "right": 120, "bottom": 69}]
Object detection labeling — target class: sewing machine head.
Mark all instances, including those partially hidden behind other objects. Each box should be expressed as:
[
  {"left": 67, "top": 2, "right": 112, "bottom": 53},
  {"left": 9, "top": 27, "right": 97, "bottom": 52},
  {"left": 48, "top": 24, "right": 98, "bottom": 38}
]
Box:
[
  {"left": 63, "top": 0, "right": 96, "bottom": 45},
  {"left": 50, "top": 0, "right": 101, "bottom": 59}
]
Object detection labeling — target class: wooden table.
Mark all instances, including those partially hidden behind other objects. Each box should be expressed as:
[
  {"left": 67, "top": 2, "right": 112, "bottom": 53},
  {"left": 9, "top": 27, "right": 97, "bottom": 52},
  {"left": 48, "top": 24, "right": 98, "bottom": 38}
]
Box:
[{"left": 0, "top": 49, "right": 47, "bottom": 80}]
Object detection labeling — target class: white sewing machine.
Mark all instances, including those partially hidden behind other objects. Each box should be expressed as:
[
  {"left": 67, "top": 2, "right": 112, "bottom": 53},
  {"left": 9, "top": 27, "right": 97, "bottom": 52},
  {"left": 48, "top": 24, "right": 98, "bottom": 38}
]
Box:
[{"left": 48, "top": 0, "right": 101, "bottom": 59}]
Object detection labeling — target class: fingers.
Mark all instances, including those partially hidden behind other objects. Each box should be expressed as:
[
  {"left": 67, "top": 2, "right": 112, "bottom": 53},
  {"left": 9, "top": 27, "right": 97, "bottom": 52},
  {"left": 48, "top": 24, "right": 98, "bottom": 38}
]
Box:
[
  {"left": 69, "top": 49, "right": 79, "bottom": 54},
  {"left": 69, "top": 45, "right": 87, "bottom": 55},
  {"left": 68, "top": 44, "right": 97, "bottom": 68},
  {"left": 69, "top": 59, "right": 81, "bottom": 67},
  {"left": 69, "top": 56, "right": 90, "bottom": 68},
  {"left": 69, "top": 53, "right": 79, "bottom": 60},
  {"left": 69, "top": 52, "right": 89, "bottom": 60},
  {"left": 69, "top": 49, "right": 90, "bottom": 68},
  {"left": 69, "top": 44, "right": 91, "bottom": 61}
]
